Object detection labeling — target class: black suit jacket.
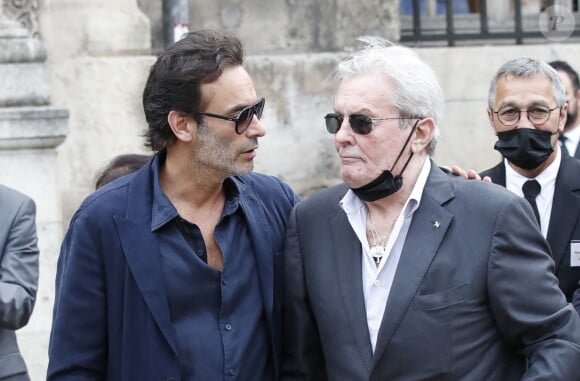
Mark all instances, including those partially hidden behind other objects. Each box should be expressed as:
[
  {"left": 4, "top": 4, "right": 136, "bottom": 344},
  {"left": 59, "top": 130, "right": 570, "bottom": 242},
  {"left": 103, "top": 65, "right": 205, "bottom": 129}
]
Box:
[
  {"left": 572, "top": 142, "right": 580, "bottom": 159},
  {"left": 480, "top": 154, "right": 580, "bottom": 301},
  {"left": 562, "top": 139, "right": 580, "bottom": 159}
]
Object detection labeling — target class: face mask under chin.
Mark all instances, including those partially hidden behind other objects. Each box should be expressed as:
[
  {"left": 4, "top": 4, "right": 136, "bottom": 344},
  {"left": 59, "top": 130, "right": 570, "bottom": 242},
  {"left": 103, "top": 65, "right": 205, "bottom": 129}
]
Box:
[{"left": 351, "top": 120, "right": 420, "bottom": 202}]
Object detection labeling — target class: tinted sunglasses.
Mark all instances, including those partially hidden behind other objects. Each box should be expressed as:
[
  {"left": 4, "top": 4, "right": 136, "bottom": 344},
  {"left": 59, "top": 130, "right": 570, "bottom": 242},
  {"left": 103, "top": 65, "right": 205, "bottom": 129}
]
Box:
[
  {"left": 324, "top": 113, "right": 418, "bottom": 135},
  {"left": 199, "top": 98, "right": 265, "bottom": 134}
]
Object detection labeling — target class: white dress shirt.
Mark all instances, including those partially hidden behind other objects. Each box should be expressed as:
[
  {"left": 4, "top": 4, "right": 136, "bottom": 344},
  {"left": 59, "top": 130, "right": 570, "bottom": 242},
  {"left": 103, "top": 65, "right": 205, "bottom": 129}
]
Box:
[
  {"left": 562, "top": 125, "right": 580, "bottom": 156},
  {"left": 339, "top": 158, "right": 430, "bottom": 351},
  {"left": 504, "top": 149, "right": 560, "bottom": 238}
]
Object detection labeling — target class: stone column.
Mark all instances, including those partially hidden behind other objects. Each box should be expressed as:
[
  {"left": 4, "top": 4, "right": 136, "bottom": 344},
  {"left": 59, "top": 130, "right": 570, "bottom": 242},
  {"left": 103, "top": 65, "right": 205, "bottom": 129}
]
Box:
[
  {"left": 42, "top": 0, "right": 154, "bottom": 229},
  {"left": 0, "top": 4, "right": 68, "bottom": 380}
]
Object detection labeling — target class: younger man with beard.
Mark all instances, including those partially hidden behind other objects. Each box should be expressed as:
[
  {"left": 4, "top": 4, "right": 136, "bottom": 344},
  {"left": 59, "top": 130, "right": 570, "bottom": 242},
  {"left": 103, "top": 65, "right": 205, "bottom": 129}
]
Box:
[
  {"left": 481, "top": 57, "right": 580, "bottom": 305},
  {"left": 549, "top": 60, "right": 580, "bottom": 158},
  {"left": 48, "top": 30, "right": 300, "bottom": 380}
]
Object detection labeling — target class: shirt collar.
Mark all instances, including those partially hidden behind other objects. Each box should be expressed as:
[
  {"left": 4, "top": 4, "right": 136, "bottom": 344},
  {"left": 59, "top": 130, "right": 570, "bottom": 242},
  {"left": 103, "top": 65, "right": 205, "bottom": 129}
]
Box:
[
  {"left": 504, "top": 147, "right": 561, "bottom": 194},
  {"left": 150, "top": 153, "right": 241, "bottom": 231},
  {"left": 564, "top": 124, "right": 580, "bottom": 148}
]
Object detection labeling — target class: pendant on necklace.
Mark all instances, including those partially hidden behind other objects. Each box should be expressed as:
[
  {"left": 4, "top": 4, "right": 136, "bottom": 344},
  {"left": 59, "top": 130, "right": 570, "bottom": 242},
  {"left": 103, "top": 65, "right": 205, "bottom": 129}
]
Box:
[{"left": 370, "top": 245, "right": 387, "bottom": 266}]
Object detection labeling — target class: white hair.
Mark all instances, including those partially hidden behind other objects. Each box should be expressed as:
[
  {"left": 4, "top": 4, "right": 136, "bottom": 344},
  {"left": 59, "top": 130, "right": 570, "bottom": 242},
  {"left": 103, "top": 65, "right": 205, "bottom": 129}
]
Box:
[{"left": 334, "top": 36, "right": 444, "bottom": 154}]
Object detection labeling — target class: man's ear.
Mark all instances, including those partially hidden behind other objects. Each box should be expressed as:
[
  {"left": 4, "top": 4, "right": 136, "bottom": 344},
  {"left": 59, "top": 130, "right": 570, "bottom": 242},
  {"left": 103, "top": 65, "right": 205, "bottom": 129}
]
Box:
[
  {"left": 411, "top": 118, "right": 434, "bottom": 153},
  {"left": 558, "top": 102, "right": 568, "bottom": 135},
  {"left": 167, "top": 110, "right": 194, "bottom": 142}
]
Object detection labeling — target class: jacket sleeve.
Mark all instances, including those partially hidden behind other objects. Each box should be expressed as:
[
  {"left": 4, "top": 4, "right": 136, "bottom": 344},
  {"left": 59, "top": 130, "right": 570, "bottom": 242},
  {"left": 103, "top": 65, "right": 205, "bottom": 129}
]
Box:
[
  {"left": 280, "top": 205, "right": 328, "bottom": 381},
  {"left": 48, "top": 210, "right": 107, "bottom": 380},
  {"left": 0, "top": 195, "right": 39, "bottom": 330},
  {"left": 573, "top": 282, "right": 580, "bottom": 316},
  {"left": 488, "top": 196, "right": 580, "bottom": 380}
]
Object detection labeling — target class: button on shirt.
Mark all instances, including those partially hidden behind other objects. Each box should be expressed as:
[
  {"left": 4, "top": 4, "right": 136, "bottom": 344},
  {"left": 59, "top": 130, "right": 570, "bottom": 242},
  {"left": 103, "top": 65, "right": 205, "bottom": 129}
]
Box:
[
  {"left": 504, "top": 148, "right": 560, "bottom": 238},
  {"left": 340, "top": 158, "right": 429, "bottom": 351},
  {"left": 150, "top": 156, "right": 272, "bottom": 381}
]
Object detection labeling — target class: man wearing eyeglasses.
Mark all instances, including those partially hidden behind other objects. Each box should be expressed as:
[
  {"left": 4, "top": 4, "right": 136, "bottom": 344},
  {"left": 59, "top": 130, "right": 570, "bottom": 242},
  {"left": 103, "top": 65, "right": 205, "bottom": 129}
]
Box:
[
  {"left": 48, "top": 30, "right": 300, "bottom": 381},
  {"left": 480, "top": 58, "right": 580, "bottom": 308},
  {"left": 281, "top": 38, "right": 580, "bottom": 381}
]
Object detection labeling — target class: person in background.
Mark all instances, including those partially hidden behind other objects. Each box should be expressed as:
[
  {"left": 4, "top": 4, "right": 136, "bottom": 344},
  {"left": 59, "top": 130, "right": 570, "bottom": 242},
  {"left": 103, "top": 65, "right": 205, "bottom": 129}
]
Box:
[
  {"left": 480, "top": 57, "right": 580, "bottom": 304},
  {"left": 0, "top": 185, "right": 39, "bottom": 381},
  {"left": 48, "top": 30, "right": 300, "bottom": 381},
  {"left": 400, "top": 0, "right": 469, "bottom": 15},
  {"left": 549, "top": 60, "right": 580, "bottom": 158},
  {"left": 281, "top": 37, "right": 580, "bottom": 381},
  {"left": 94, "top": 153, "right": 150, "bottom": 189}
]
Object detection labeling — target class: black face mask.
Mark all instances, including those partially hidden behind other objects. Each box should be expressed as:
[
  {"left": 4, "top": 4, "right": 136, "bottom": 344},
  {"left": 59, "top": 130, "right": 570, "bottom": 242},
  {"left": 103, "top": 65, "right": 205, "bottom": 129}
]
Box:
[
  {"left": 494, "top": 128, "right": 556, "bottom": 170},
  {"left": 352, "top": 120, "right": 420, "bottom": 202}
]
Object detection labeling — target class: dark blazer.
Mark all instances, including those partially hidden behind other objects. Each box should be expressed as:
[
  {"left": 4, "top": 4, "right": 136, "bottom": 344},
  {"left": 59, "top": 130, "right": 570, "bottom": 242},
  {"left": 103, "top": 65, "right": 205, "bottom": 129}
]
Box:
[
  {"left": 282, "top": 162, "right": 580, "bottom": 381},
  {"left": 48, "top": 159, "right": 299, "bottom": 381},
  {"left": 572, "top": 143, "right": 580, "bottom": 159},
  {"left": 0, "top": 185, "right": 39, "bottom": 381},
  {"left": 562, "top": 139, "right": 580, "bottom": 159},
  {"left": 480, "top": 153, "right": 580, "bottom": 301}
]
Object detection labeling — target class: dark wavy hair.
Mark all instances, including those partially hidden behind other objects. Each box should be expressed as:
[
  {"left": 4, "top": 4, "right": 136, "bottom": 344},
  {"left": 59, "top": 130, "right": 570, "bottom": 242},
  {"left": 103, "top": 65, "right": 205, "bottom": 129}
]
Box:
[
  {"left": 142, "top": 30, "right": 244, "bottom": 152},
  {"left": 549, "top": 60, "right": 580, "bottom": 93}
]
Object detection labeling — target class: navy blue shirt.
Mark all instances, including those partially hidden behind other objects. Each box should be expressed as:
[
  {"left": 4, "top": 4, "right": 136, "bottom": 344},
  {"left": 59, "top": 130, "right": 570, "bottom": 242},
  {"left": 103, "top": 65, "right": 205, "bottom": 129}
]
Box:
[{"left": 151, "top": 157, "right": 272, "bottom": 381}]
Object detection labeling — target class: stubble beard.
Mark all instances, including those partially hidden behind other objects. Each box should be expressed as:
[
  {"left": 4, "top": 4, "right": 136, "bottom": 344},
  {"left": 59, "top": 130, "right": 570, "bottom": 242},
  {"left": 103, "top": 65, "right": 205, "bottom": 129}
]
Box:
[{"left": 193, "top": 127, "right": 254, "bottom": 181}]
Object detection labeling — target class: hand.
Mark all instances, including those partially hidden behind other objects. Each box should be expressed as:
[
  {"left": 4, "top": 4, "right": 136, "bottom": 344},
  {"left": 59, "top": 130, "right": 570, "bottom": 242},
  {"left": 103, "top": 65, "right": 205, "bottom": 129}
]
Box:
[{"left": 450, "top": 165, "right": 492, "bottom": 183}]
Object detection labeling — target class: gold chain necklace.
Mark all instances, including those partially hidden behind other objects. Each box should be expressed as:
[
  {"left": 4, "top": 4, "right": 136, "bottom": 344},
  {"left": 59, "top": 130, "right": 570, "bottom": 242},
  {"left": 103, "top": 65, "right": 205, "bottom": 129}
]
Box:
[{"left": 367, "top": 211, "right": 388, "bottom": 267}]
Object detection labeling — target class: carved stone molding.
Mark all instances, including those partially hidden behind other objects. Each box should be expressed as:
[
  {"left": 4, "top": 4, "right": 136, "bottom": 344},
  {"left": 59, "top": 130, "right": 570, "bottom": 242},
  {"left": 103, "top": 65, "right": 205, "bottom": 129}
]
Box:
[{"left": 2, "top": 0, "right": 40, "bottom": 37}]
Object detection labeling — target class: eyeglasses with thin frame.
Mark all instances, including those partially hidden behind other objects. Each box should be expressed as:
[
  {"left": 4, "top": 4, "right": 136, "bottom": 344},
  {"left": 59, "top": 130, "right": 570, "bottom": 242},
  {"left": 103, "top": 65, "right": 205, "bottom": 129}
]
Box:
[
  {"left": 198, "top": 98, "right": 265, "bottom": 134},
  {"left": 324, "top": 113, "right": 419, "bottom": 135},
  {"left": 493, "top": 105, "right": 560, "bottom": 127}
]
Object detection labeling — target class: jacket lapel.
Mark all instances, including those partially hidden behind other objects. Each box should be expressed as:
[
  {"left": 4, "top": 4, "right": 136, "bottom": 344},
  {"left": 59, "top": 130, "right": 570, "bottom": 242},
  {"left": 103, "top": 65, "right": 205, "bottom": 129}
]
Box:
[
  {"left": 331, "top": 206, "right": 374, "bottom": 370},
  {"left": 236, "top": 184, "right": 284, "bottom": 374},
  {"left": 485, "top": 162, "right": 507, "bottom": 187},
  {"left": 372, "top": 165, "right": 454, "bottom": 367},
  {"left": 238, "top": 190, "right": 275, "bottom": 327},
  {"left": 574, "top": 142, "right": 580, "bottom": 159},
  {"left": 547, "top": 155, "right": 580, "bottom": 271},
  {"left": 113, "top": 161, "right": 178, "bottom": 356}
]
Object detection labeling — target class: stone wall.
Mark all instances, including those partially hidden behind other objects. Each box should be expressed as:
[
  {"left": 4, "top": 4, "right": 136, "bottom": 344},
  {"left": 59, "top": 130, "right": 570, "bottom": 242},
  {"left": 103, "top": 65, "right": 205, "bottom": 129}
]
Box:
[
  {"left": 245, "top": 43, "right": 580, "bottom": 198},
  {"left": 139, "top": 0, "right": 400, "bottom": 55}
]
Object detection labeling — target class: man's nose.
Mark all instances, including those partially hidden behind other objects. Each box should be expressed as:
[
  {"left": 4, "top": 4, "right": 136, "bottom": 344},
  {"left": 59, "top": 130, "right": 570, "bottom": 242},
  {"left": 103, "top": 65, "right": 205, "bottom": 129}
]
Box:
[{"left": 517, "top": 111, "right": 536, "bottom": 129}]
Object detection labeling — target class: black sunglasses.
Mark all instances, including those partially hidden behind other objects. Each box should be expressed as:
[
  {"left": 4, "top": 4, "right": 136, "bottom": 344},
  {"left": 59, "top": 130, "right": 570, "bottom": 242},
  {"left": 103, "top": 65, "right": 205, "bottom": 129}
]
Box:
[
  {"left": 199, "top": 98, "right": 265, "bottom": 134},
  {"left": 324, "top": 113, "right": 418, "bottom": 135}
]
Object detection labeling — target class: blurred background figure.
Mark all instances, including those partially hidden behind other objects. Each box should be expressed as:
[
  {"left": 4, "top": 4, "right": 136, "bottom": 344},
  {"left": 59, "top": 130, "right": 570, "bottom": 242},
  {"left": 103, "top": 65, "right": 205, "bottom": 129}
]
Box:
[
  {"left": 94, "top": 153, "right": 151, "bottom": 189},
  {"left": 0, "top": 185, "right": 39, "bottom": 381},
  {"left": 549, "top": 60, "right": 580, "bottom": 158},
  {"left": 400, "top": 0, "right": 470, "bottom": 15}
]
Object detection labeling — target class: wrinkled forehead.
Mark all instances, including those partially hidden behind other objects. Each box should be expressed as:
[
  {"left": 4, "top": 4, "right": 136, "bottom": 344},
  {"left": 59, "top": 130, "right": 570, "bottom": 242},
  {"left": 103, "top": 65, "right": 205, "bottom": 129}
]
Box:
[
  {"left": 494, "top": 74, "right": 556, "bottom": 107},
  {"left": 335, "top": 74, "right": 398, "bottom": 112}
]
